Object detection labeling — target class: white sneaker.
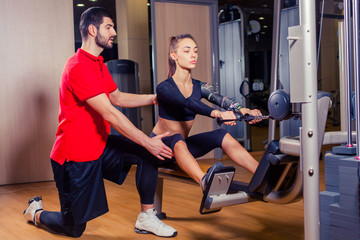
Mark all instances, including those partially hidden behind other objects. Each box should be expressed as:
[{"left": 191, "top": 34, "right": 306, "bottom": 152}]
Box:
[
  {"left": 135, "top": 208, "right": 177, "bottom": 237},
  {"left": 23, "top": 196, "right": 43, "bottom": 226}
]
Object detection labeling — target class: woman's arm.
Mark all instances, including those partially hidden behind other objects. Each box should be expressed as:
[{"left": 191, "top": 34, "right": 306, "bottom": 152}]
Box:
[
  {"left": 200, "top": 81, "right": 262, "bottom": 124},
  {"left": 200, "top": 81, "right": 244, "bottom": 112},
  {"left": 157, "top": 81, "right": 215, "bottom": 117}
]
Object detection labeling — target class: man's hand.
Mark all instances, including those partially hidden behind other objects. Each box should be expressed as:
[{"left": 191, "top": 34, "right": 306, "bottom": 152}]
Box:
[
  {"left": 144, "top": 132, "right": 173, "bottom": 160},
  {"left": 152, "top": 94, "right": 158, "bottom": 106}
]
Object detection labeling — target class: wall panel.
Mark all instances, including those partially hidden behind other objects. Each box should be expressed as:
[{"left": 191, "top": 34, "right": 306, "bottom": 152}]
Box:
[{"left": 0, "top": 0, "right": 74, "bottom": 184}]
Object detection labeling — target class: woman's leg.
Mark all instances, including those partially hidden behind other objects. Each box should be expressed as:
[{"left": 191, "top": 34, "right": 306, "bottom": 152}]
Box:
[
  {"left": 153, "top": 133, "right": 207, "bottom": 184},
  {"left": 221, "top": 133, "right": 259, "bottom": 174},
  {"left": 185, "top": 129, "right": 258, "bottom": 174},
  {"left": 173, "top": 140, "right": 205, "bottom": 184},
  {"left": 157, "top": 131, "right": 227, "bottom": 186},
  {"left": 172, "top": 129, "right": 229, "bottom": 185}
]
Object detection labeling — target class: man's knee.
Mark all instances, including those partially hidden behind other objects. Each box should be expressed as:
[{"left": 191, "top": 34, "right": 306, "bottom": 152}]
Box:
[{"left": 66, "top": 223, "right": 87, "bottom": 238}]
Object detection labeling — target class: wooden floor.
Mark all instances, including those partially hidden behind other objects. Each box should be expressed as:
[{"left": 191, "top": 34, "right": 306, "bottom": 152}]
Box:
[{"left": 0, "top": 150, "right": 326, "bottom": 240}]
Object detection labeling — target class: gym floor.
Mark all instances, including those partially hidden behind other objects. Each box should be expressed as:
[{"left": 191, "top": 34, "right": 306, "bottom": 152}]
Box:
[{"left": 0, "top": 121, "right": 338, "bottom": 239}]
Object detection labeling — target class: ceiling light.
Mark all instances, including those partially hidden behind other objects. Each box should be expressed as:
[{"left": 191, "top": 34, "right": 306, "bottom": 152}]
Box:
[
  {"left": 89, "top": 0, "right": 97, "bottom": 2},
  {"left": 263, "top": 25, "right": 268, "bottom": 29},
  {"left": 259, "top": 17, "right": 265, "bottom": 20},
  {"left": 77, "top": 3, "right": 85, "bottom": 7}
]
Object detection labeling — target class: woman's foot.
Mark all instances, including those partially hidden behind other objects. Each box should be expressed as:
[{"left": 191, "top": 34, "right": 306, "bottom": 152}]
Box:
[{"left": 201, "top": 162, "right": 225, "bottom": 191}]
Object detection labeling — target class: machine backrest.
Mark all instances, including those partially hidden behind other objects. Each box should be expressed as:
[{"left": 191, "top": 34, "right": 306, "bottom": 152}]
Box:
[{"left": 317, "top": 91, "right": 331, "bottom": 150}]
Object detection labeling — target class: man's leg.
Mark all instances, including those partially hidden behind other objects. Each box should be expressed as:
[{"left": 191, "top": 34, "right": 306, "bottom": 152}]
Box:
[
  {"left": 39, "top": 211, "right": 86, "bottom": 237},
  {"left": 101, "top": 135, "right": 177, "bottom": 238},
  {"left": 24, "top": 159, "right": 108, "bottom": 238},
  {"left": 24, "top": 198, "right": 86, "bottom": 238},
  {"left": 134, "top": 153, "right": 177, "bottom": 238}
]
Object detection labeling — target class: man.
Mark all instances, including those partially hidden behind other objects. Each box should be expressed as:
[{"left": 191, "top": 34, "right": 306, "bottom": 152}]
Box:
[{"left": 23, "top": 7, "right": 177, "bottom": 238}]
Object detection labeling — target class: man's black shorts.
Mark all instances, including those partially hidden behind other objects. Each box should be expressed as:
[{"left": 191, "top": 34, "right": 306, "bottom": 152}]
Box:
[{"left": 50, "top": 134, "right": 149, "bottom": 225}]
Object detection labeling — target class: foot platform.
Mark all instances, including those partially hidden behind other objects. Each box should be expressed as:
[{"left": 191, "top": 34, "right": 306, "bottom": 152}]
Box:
[{"left": 200, "top": 166, "right": 235, "bottom": 214}]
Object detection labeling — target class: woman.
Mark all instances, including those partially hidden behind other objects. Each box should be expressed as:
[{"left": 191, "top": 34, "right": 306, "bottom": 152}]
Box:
[{"left": 152, "top": 34, "right": 263, "bottom": 191}]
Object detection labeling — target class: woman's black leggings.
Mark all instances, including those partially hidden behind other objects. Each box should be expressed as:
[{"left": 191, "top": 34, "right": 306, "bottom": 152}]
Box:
[{"left": 151, "top": 128, "right": 228, "bottom": 161}]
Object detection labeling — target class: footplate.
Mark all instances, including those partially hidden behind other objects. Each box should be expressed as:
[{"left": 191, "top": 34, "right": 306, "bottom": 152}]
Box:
[{"left": 200, "top": 166, "right": 235, "bottom": 214}]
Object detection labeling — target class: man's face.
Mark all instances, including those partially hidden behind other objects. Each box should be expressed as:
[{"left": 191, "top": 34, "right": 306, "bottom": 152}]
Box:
[{"left": 95, "top": 17, "right": 116, "bottom": 49}]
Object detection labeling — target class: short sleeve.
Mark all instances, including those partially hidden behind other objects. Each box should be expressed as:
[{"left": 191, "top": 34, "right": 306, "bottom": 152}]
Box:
[
  {"left": 67, "top": 63, "right": 107, "bottom": 101},
  {"left": 103, "top": 65, "right": 118, "bottom": 93}
]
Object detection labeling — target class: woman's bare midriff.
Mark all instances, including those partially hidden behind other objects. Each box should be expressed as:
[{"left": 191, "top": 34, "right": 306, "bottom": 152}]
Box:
[{"left": 152, "top": 117, "right": 194, "bottom": 138}]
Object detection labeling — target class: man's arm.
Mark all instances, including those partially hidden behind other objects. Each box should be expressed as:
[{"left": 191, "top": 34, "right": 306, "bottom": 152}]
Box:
[
  {"left": 86, "top": 93, "right": 171, "bottom": 160},
  {"left": 109, "top": 89, "right": 156, "bottom": 108}
]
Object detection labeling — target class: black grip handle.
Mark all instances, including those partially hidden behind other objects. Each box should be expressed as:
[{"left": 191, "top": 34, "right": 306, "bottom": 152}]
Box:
[{"left": 217, "top": 113, "right": 269, "bottom": 126}]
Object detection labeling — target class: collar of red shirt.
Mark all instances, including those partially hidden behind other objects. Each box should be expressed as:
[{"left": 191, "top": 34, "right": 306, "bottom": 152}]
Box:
[
  {"left": 77, "top": 48, "right": 105, "bottom": 72},
  {"left": 77, "top": 48, "right": 104, "bottom": 66}
]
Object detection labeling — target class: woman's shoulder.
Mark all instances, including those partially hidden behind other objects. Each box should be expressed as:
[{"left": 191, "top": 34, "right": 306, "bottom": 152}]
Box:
[
  {"left": 157, "top": 77, "right": 174, "bottom": 91},
  {"left": 191, "top": 78, "right": 203, "bottom": 89},
  {"left": 160, "top": 77, "right": 172, "bottom": 84},
  {"left": 192, "top": 78, "right": 205, "bottom": 86}
]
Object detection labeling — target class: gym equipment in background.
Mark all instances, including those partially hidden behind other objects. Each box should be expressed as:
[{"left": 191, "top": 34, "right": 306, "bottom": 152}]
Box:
[{"left": 105, "top": 59, "right": 141, "bottom": 133}]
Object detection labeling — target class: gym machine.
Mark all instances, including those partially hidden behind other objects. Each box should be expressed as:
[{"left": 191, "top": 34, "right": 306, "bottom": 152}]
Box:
[{"left": 201, "top": 90, "right": 331, "bottom": 215}]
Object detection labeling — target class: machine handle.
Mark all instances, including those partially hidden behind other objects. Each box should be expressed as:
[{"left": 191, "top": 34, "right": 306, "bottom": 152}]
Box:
[{"left": 217, "top": 113, "right": 270, "bottom": 126}]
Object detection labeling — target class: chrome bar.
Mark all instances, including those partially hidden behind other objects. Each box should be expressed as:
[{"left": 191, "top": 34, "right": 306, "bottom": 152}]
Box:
[
  {"left": 352, "top": 0, "right": 360, "bottom": 158},
  {"left": 344, "top": 0, "right": 354, "bottom": 147},
  {"left": 299, "top": 0, "right": 320, "bottom": 239},
  {"left": 268, "top": 0, "right": 282, "bottom": 144}
]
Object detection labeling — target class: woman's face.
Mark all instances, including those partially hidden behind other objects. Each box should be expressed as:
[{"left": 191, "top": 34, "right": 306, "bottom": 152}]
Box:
[{"left": 172, "top": 38, "right": 198, "bottom": 70}]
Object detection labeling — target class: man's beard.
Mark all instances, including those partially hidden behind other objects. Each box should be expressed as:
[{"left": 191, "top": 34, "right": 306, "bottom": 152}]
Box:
[{"left": 95, "top": 33, "right": 113, "bottom": 49}]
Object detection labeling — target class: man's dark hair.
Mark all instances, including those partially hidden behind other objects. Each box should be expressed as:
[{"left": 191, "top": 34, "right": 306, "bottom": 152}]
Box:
[{"left": 79, "top": 7, "right": 114, "bottom": 41}]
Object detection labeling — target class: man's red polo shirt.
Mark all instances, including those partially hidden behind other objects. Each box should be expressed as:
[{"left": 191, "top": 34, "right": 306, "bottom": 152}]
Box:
[{"left": 50, "top": 49, "right": 117, "bottom": 165}]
